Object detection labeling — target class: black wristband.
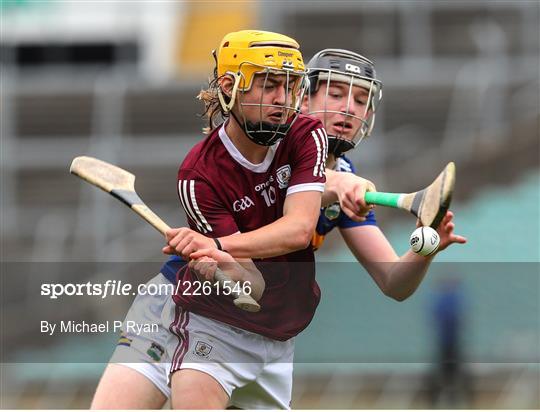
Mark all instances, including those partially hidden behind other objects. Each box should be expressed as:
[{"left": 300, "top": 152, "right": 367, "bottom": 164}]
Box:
[{"left": 214, "top": 238, "right": 223, "bottom": 251}]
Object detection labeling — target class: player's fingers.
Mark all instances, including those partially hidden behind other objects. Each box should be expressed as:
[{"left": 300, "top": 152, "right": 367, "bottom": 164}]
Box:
[
  {"left": 189, "top": 258, "right": 207, "bottom": 278},
  {"left": 165, "top": 227, "right": 182, "bottom": 241},
  {"left": 339, "top": 195, "right": 354, "bottom": 214},
  {"left": 353, "top": 187, "right": 368, "bottom": 210},
  {"left": 181, "top": 243, "right": 198, "bottom": 259},
  {"left": 194, "top": 258, "right": 216, "bottom": 281},
  {"left": 341, "top": 190, "right": 353, "bottom": 206},
  {"left": 442, "top": 211, "right": 453, "bottom": 226},
  {"left": 173, "top": 234, "right": 194, "bottom": 254},
  {"left": 452, "top": 234, "right": 467, "bottom": 244},
  {"left": 190, "top": 248, "right": 217, "bottom": 260},
  {"left": 162, "top": 245, "right": 176, "bottom": 255},
  {"left": 341, "top": 205, "right": 366, "bottom": 222},
  {"left": 342, "top": 188, "right": 368, "bottom": 216},
  {"left": 445, "top": 222, "right": 455, "bottom": 233},
  {"left": 168, "top": 230, "right": 189, "bottom": 249},
  {"left": 203, "top": 261, "right": 218, "bottom": 281},
  {"left": 166, "top": 227, "right": 188, "bottom": 242}
]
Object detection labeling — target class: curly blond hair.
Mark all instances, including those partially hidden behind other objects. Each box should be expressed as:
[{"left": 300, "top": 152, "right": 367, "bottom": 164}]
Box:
[{"left": 197, "top": 70, "right": 230, "bottom": 134}]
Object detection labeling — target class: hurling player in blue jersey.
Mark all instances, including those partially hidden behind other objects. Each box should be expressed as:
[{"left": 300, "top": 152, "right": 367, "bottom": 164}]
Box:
[{"left": 304, "top": 49, "right": 466, "bottom": 301}]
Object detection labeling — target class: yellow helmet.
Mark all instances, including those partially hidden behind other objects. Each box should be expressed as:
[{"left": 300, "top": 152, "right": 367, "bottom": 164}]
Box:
[
  {"left": 216, "top": 30, "right": 306, "bottom": 91},
  {"left": 213, "top": 30, "right": 308, "bottom": 146}
]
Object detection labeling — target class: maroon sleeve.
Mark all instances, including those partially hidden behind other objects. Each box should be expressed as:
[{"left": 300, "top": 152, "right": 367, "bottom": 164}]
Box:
[
  {"left": 286, "top": 119, "right": 328, "bottom": 196},
  {"left": 177, "top": 170, "right": 239, "bottom": 238}
]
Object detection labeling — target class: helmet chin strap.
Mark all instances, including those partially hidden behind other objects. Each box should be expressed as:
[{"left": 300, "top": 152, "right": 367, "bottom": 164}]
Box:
[
  {"left": 327, "top": 136, "right": 355, "bottom": 158},
  {"left": 229, "top": 109, "right": 291, "bottom": 147}
]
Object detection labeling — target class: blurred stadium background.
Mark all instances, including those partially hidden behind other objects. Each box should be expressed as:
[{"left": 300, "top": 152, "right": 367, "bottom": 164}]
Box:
[{"left": 1, "top": 0, "right": 538, "bottom": 409}]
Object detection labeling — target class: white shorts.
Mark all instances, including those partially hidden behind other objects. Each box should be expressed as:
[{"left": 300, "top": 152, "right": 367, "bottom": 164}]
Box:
[
  {"left": 163, "top": 297, "right": 295, "bottom": 410},
  {"left": 109, "top": 273, "right": 172, "bottom": 398}
]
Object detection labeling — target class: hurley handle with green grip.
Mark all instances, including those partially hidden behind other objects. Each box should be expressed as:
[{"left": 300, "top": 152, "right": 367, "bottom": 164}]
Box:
[{"left": 364, "top": 162, "right": 455, "bottom": 228}]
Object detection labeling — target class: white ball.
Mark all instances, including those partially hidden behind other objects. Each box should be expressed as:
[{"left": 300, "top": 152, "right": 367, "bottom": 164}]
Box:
[{"left": 410, "top": 226, "right": 440, "bottom": 256}]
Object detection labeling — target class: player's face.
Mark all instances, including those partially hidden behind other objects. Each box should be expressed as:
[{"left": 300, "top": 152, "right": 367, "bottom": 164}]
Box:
[
  {"left": 238, "top": 73, "right": 302, "bottom": 125},
  {"left": 308, "top": 81, "right": 371, "bottom": 141}
]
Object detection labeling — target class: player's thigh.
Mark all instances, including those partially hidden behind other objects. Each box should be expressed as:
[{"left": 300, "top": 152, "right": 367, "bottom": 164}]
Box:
[
  {"left": 91, "top": 364, "right": 167, "bottom": 410},
  {"left": 230, "top": 339, "right": 294, "bottom": 410},
  {"left": 171, "top": 368, "right": 229, "bottom": 409}
]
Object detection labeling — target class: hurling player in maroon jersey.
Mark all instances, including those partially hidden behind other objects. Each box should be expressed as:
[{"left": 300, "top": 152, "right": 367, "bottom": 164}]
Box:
[
  {"left": 162, "top": 30, "right": 331, "bottom": 409},
  {"left": 88, "top": 37, "right": 372, "bottom": 409},
  {"left": 305, "top": 49, "right": 466, "bottom": 300}
]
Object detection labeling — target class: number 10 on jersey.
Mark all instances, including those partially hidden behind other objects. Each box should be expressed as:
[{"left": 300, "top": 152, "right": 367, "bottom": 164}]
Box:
[{"left": 261, "top": 186, "right": 277, "bottom": 207}]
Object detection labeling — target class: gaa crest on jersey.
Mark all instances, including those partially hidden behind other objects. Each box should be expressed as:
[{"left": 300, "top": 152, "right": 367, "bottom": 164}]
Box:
[
  {"left": 276, "top": 164, "right": 291, "bottom": 189},
  {"left": 233, "top": 196, "right": 254, "bottom": 212},
  {"left": 194, "top": 340, "right": 213, "bottom": 358},
  {"left": 324, "top": 202, "right": 341, "bottom": 220},
  {"left": 147, "top": 342, "right": 165, "bottom": 361}
]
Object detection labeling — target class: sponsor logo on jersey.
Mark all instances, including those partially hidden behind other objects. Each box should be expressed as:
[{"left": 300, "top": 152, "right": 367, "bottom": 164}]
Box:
[
  {"left": 276, "top": 164, "right": 291, "bottom": 189},
  {"left": 233, "top": 196, "right": 255, "bottom": 212},
  {"left": 194, "top": 341, "right": 213, "bottom": 358},
  {"left": 254, "top": 176, "right": 274, "bottom": 192}
]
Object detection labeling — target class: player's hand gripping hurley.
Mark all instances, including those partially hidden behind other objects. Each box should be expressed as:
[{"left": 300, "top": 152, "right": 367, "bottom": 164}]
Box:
[
  {"left": 70, "top": 156, "right": 261, "bottom": 313},
  {"left": 364, "top": 162, "right": 455, "bottom": 228}
]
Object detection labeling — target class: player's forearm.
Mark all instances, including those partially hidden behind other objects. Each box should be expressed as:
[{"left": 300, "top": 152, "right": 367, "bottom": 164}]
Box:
[
  {"left": 342, "top": 226, "right": 434, "bottom": 301},
  {"left": 381, "top": 251, "right": 434, "bottom": 301},
  {"left": 322, "top": 169, "right": 340, "bottom": 206},
  {"left": 236, "top": 262, "right": 265, "bottom": 301},
  {"left": 218, "top": 217, "right": 314, "bottom": 259}
]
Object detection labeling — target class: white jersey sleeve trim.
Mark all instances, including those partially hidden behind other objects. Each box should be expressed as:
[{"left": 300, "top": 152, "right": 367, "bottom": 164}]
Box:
[
  {"left": 311, "top": 128, "right": 328, "bottom": 177},
  {"left": 317, "top": 128, "right": 328, "bottom": 177},
  {"left": 189, "top": 180, "right": 212, "bottom": 233},
  {"left": 311, "top": 130, "right": 323, "bottom": 177},
  {"left": 286, "top": 182, "right": 325, "bottom": 196},
  {"left": 178, "top": 180, "right": 204, "bottom": 233},
  {"left": 178, "top": 179, "right": 213, "bottom": 234}
]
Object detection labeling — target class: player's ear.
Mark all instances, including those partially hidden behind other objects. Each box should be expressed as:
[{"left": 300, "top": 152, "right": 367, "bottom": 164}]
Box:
[{"left": 219, "top": 75, "right": 235, "bottom": 98}]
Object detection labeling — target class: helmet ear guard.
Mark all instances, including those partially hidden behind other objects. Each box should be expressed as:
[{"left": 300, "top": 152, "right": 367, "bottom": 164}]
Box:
[
  {"left": 306, "top": 48, "right": 383, "bottom": 156},
  {"left": 217, "top": 73, "right": 242, "bottom": 113}
]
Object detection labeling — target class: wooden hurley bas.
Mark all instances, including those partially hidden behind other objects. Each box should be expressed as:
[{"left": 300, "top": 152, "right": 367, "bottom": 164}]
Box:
[{"left": 70, "top": 156, "right": 261, "bottom": 313}]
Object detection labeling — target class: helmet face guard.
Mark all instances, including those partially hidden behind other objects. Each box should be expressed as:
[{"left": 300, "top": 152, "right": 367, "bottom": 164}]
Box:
[
  {"left": 306, "top": 49, "right": 383, "bottom": 157},
  {"left": 232, "top": 64, "right": 307, "bottom": 146},
  {"left": 215, "top": 30, "right": 308, "bottom": 146}
]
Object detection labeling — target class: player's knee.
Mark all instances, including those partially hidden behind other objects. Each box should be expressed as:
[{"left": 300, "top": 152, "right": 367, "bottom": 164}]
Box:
[
  {"left": 171, "top": 369, "right": 229, "bottom": 409},
  {"left": 91, "top": 364, "right": 166, "bottom": 409}
]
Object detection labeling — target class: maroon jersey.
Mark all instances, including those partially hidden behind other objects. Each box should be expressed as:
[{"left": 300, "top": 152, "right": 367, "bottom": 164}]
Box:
[{"left": 174, "top": 114, "right": 328, "bottom": 341}]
